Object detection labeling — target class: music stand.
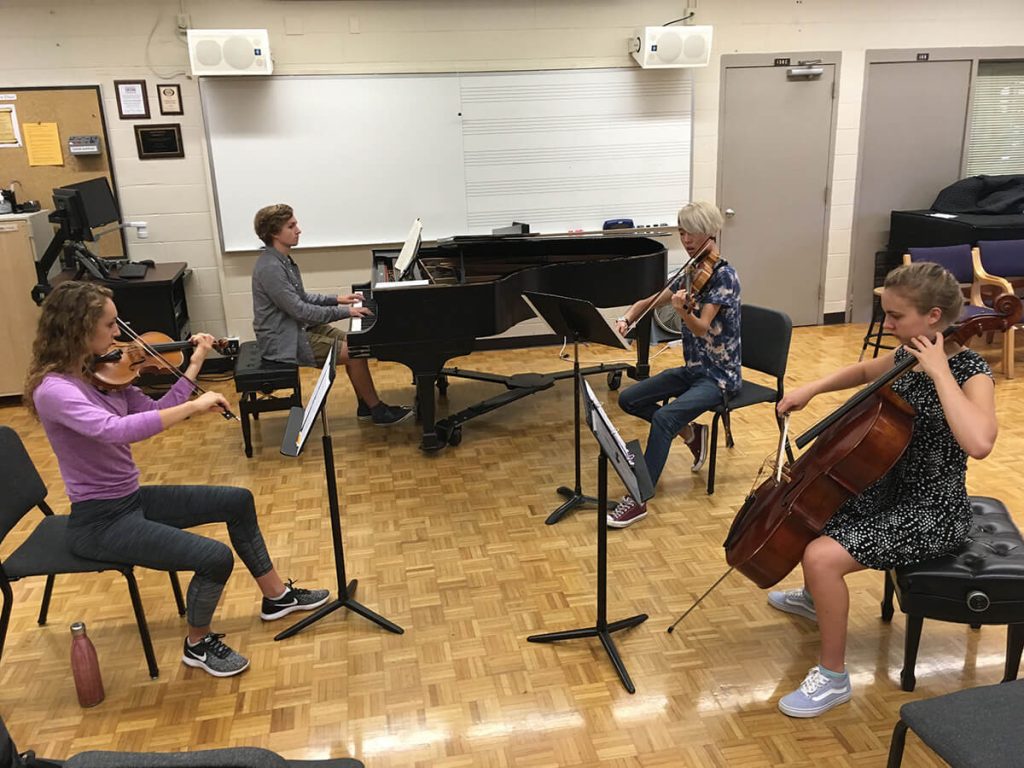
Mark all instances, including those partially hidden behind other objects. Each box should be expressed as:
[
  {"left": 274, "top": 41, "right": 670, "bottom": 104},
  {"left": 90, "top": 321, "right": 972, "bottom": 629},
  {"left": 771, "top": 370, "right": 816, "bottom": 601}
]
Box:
[
  {"left": 527, "top": 380, "right": 652, "bottom": 693},
  {"left": 521, "top": 291, "right": 632, "bottom": 526},
  {"left": 274, "top": 341, "right": 404, "bottom": 640}
]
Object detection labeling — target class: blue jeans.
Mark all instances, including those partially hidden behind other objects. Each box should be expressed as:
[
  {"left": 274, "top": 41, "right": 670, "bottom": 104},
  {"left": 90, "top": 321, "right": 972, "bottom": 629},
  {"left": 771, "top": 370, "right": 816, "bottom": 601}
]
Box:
[
  {"left": 617, "top": 367, "right": 726, "bottom": 487},
  {"left": 68, "top": 486, "right": 274, "bottom": 628}
]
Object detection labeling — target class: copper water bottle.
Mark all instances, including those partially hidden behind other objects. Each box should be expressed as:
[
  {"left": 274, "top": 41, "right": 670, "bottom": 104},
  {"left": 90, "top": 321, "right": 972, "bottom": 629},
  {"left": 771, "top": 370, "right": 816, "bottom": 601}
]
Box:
[{"left": 70, "top": 621, "right": 105, "bottom": 707}]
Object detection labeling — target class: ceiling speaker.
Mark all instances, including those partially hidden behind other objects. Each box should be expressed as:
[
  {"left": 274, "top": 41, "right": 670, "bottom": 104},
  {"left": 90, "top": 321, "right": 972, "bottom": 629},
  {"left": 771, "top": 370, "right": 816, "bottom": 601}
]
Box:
[
  {"left": 630, "top": 26, "right": 713, "bottom": 69},
  {"left": 186, "top": 29, "right": 273, "bottom": 76}
]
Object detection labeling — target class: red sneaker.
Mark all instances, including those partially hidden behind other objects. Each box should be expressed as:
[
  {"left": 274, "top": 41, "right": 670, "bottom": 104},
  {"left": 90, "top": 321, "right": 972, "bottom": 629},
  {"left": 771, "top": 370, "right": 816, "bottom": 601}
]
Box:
[
  {"left": 607, "top": 496, "right": 647, "bottom": 528},
  {"left": 682, "top": 422, "right": 709, "bottom": 472}
]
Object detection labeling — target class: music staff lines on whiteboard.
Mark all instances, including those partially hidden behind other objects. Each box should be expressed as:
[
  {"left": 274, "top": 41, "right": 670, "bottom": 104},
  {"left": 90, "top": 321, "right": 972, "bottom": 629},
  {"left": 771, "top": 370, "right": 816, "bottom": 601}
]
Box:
[
  {"left": 459, "top": 81, "right": 688, "bottom": 103},
  {"left": 466, "top": 173, "right": 688, "bottom": 198},
  {"left": 462, "top": 111, "right": 688, "bottom": 135},
  {"left": 466, "top": 202, "right": 680, "bottom": 228},
  {"left": 464, "top": 143, "right": 686, "bottom": 167}
]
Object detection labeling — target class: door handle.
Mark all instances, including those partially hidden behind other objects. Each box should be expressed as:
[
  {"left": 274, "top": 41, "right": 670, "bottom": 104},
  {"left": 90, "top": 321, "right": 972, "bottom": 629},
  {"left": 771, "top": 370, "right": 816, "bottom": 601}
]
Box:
[{"left": 724, "top": 208, "right": 735, "bottom": 218}]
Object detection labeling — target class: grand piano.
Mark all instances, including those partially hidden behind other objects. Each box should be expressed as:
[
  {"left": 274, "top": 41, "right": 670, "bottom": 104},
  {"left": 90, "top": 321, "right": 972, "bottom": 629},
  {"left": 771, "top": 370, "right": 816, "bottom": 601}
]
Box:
[{"left": 347, "top": 232, "right": 668, "bottom": 450}]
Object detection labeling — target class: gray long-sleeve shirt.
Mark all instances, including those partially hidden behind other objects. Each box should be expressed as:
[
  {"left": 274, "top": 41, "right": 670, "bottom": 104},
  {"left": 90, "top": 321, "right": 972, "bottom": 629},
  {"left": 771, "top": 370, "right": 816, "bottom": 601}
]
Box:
[{"left": 251, "top": 245, "right": 350, "bottom": 366}]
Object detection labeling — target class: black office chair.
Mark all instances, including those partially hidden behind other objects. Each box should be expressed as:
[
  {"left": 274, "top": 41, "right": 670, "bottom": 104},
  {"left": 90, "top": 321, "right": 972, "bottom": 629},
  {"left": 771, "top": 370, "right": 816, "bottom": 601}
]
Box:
[
  {"left": 0, "top": 712, "right": 364, "bottom": 768},
  {"left": 887, "top": 679, "right": 1024, "bottom": 767},
  {"left": 0, "top": 426, "right": 184, "bottom": 680},
  {"left": 706, "top": 304, "right": 794, "bottom": 494}
]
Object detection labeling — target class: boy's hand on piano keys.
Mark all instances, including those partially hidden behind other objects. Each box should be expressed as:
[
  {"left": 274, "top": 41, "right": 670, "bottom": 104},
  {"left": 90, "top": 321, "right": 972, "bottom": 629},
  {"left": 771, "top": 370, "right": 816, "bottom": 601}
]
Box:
[
  {"left": 337, "top": 292, "right": 365, "bottom": 305},
  {"left": 349, "top": 304, "right": 374, "bottom": 318}
]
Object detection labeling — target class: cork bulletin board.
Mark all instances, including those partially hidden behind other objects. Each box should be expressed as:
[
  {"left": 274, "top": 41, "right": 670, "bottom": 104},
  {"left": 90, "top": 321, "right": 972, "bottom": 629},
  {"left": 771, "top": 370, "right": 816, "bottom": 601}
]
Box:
[{"left": 0, "top": 85, "right": 124, "bottom": 258}]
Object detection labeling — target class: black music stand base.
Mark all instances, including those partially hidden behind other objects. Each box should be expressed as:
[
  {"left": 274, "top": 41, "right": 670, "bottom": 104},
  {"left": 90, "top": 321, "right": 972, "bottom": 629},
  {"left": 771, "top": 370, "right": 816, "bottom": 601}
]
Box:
[
  {"left": 276, "top": 408, "right": 404, "bottom": 641},
  {"left": 529, "top": 454, "right": 648, "bottom": 694},
  {"left": 274, "top": 578, "right": 403, "bottom": 640},
  {"left": 550, "top": 485, "right": 608, "bottom": 523},
  {"left": 527, "top": 613, "right": 648, "bottom": 694}
]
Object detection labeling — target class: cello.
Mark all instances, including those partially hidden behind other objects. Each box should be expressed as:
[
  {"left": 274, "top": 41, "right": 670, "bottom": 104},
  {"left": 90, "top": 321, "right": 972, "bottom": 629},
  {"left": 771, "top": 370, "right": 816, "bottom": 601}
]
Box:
[{"left": 723, "top": 292, "right": 1023, "bottom": 589}]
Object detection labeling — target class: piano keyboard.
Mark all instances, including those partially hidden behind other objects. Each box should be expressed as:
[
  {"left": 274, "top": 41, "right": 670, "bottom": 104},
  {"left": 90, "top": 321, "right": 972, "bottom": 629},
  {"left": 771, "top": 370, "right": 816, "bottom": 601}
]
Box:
[{"left": 349, "top": 297, "right": 377, "bottom": 333}]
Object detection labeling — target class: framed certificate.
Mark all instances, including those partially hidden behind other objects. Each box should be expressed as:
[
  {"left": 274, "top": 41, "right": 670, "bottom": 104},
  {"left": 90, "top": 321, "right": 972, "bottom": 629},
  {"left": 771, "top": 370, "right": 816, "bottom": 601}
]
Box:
[
  {"left": 134, "top": 123, "right": 184, "bottom": 159},
  {"left": 114, "top": 80, "right": 150, "bottom": 119},
  {"left": 158, "top": 83, "right": 183, "bottom": 116}
]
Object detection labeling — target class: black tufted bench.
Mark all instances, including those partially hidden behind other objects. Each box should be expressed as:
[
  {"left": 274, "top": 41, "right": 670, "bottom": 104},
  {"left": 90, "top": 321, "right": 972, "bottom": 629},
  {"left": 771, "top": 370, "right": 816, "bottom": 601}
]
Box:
[
  {"left": 233, "top": 341, "right": 303, "bottom": 458},
  {"left": 881, "top": 496, "right": 1024, "bottom": 691}
]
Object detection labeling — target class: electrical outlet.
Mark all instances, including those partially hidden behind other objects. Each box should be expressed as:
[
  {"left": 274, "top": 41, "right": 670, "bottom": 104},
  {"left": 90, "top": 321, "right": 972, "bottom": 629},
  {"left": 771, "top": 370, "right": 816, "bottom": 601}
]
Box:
[{"left": 176, "top": 13, "right": 190, "bottom": 30}]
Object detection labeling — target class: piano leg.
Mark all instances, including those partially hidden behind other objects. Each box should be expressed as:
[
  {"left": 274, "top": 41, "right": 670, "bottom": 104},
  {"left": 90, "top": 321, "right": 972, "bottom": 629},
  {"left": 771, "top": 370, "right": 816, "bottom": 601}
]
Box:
[{"left": 416, "top": 373, "right": 444, "bottom": 452}]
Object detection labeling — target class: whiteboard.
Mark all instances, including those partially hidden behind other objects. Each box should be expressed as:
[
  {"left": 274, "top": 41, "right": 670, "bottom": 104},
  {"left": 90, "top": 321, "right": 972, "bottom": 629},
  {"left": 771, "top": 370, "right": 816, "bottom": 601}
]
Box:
[{"left": 201, "top": 69, "right": 692, "bottom": 252}]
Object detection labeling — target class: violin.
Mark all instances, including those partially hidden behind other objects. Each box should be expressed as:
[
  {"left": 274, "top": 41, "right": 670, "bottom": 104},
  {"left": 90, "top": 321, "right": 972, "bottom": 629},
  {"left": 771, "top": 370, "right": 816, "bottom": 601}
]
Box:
[
  {"left": 89, "top": 322, "right": 240, "bottom": 421},
  {"left": 723, "top": 292, "right": 1023, "bottom": 589},
  {"left": 90, "top": 332, "right": 239, "bottom": 390},
  {"left": 623, "top": 236, "right": 719, "bottom": 333},
  {"left": 680, "top": 236, "right": 720, "bottom": 299}
]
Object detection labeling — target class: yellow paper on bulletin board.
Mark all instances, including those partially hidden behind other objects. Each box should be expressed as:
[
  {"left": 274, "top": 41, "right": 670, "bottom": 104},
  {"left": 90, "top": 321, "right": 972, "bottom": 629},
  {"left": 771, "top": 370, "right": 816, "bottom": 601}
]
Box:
[{"left": 23, "top": 122, "right": 64, "bottom": 166}]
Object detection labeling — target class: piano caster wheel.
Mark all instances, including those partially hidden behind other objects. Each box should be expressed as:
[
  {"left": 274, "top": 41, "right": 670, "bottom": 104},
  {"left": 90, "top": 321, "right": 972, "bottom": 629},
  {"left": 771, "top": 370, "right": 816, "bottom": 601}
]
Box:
[
  {"left": 607, "top": 371, "right": 622, "bottom": 391},
  {"left": 447, "top": 426, "right": 463, "bottom": 446}
]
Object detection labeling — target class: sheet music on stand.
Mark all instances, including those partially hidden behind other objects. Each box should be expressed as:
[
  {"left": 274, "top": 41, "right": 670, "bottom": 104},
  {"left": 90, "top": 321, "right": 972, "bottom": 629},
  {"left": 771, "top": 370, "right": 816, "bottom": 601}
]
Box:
[
  {"left": 582, "top": 380, "right": 653, "bottom": 504},
  {"left": 282, "top": 342, "right": 337, "bottom": 457},
  {"left": 584, "top": 380, "right": 633, "bottom": 465}
]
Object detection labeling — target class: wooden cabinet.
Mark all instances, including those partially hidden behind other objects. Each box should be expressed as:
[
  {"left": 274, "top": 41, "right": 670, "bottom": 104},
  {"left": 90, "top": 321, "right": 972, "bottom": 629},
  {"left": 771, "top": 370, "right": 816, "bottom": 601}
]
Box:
[{"left": 0, "top": 211, "right": 51, "bottom": 397}]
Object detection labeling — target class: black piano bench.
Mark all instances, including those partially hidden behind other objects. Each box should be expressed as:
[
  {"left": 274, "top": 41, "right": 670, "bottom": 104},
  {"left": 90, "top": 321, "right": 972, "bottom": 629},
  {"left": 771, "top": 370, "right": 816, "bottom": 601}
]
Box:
[
  {"left": 233, "top": 341, "right": 303, "bottom": 458},
  {"left": 880, "top": 496, "right": 1024, "bottom": 692}
]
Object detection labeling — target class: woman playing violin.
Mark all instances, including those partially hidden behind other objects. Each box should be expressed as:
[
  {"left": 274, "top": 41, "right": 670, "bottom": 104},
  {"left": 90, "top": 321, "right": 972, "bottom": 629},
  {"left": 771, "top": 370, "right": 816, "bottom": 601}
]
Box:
[
  {"left": 24, "top": 281, "right": 330, "bottom": 677},
  {"left": 610, "top": 201, "right": 741, "bottom": 528},
  {"left": 769, "top": 261, "right": 996, "bottom": 717}
]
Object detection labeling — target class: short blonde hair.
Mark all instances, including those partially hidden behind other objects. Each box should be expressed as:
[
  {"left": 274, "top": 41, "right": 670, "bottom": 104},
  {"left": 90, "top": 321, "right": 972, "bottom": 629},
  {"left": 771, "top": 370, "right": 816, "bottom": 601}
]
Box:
[
  {"left": 254, "top": 204, "right": 294, "bottom": 246},
  {"left": 884, "top": 261, "right": 964, "bottom": 328},
  {"left": 677, "top": 201, "right": 724, "bottom": 238}
]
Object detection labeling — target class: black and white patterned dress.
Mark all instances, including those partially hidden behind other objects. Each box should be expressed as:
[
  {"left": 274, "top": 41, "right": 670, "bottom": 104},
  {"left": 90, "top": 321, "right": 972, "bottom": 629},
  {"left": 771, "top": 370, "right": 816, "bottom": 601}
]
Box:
[{"left": 822, "top": 347, "right": 992, "bottom": 569}]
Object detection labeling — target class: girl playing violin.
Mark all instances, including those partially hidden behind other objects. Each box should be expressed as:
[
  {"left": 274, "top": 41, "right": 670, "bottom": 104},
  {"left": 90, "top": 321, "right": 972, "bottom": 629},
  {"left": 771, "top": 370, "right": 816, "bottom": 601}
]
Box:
[
  {"left": 610, "top": 201, "right": 741, "bottom": 528},
  {"left": 24, "top": 281, "right": 330, "bottom": 677},
  {"left": 770, "top": 261, "right": 996, "bottom": 717}
]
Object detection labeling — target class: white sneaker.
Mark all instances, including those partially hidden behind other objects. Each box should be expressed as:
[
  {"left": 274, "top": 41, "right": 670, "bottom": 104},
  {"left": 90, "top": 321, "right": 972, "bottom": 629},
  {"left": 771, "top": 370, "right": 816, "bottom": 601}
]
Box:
[
  {"left": 768, "top": 587, "right": 817, "bottom": 622},
  {"left": 778, "top": 666, "right": 851, "bottom": 718}
]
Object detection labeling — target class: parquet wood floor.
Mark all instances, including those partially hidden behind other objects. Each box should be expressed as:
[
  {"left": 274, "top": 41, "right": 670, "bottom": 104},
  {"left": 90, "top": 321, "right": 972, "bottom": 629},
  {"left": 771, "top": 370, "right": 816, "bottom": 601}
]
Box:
[{"left": 1, "top": 324, "right": 1022, "bottom": 766}]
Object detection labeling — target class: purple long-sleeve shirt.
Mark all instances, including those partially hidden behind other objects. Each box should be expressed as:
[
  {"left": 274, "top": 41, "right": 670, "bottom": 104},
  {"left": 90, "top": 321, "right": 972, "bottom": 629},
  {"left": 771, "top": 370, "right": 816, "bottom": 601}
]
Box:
[{"left": 34, "top": 373, "right": 195, "bottom": 502}]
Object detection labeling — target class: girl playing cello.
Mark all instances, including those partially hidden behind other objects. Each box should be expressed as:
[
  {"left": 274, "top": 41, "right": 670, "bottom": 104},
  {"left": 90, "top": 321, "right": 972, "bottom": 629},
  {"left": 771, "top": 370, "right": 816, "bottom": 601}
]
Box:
[
  {"left": 769, "top": 261, "right": 997, "bottom": 717},
  {"left": 25, "top": 281, "right": 330, "bottom": 677}
]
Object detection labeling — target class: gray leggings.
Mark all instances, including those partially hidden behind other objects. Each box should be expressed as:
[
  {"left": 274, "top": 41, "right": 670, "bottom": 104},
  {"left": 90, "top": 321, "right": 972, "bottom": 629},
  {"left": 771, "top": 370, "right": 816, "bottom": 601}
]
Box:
[{"left": 68, "top": 486, "right": 274, "bottom": 628}]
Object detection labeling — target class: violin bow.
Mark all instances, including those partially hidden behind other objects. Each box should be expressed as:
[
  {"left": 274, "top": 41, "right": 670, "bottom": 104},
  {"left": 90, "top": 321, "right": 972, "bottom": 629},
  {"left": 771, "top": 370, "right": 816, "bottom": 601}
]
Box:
[{"left": 115, "top": 318, "right": 238, "bottom": 421}]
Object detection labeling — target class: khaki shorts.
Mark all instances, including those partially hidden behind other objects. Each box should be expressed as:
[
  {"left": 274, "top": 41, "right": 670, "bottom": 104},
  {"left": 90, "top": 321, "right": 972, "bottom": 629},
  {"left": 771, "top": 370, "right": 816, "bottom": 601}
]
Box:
[{"left": 307, "top": 323, "right": 346, "bottom": 367}]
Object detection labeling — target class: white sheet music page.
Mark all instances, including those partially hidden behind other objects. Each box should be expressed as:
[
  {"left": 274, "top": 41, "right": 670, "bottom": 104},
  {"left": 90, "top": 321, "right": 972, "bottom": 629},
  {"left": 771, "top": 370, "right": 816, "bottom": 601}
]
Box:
[
  {"left": 296, "top": 348, "right": 335, "bottom": 449},
  {"left": 584, "top": 380, "right": 634, "bottom": 465}
]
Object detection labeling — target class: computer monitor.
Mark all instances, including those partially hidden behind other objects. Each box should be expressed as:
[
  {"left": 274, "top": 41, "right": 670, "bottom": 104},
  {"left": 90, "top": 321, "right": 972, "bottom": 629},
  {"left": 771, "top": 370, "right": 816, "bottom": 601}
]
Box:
[
  {"left": 393, "top": 218, "right": 422, "bottom": 281},
  {"left": 51, "top": 177, "right": 119, "bottom": 242}
]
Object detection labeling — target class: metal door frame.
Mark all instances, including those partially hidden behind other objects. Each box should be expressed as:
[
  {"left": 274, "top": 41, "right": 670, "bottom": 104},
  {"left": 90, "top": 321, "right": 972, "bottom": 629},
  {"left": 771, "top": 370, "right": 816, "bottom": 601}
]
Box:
[{"left": 717, "top": 51, "right": 841, "bottom": 325}]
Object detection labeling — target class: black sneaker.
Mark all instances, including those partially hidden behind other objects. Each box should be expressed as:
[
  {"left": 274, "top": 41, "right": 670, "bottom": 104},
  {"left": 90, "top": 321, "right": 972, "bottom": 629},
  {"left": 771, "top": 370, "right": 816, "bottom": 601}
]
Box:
[
  {"left": 181, "top": 632, "right": 249, "bottom": 677},
  {"left": 356, "top": 399, "right": 373, "bottom": 421},
  {"left": 260, "top": 580, "right": 330, "bottom": 621},
  {"left": 371, "top": 403, "right": 413, "bottom": 426}
]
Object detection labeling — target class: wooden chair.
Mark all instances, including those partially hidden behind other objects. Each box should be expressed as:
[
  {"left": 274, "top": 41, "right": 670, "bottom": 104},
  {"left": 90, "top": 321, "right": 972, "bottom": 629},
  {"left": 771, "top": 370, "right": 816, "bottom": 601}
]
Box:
[{"left": 972, "top": 240, "right": 1024, "bottom": 378}]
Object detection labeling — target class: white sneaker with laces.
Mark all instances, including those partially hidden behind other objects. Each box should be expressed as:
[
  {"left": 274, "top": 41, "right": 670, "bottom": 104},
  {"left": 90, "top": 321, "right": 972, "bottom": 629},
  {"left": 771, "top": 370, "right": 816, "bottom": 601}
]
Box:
[
  {"left": 778, "top": 666, "right": 852, "bottom": 718},
  {"left": 767, "top": 587, "right": 817, "bottom": 622}
]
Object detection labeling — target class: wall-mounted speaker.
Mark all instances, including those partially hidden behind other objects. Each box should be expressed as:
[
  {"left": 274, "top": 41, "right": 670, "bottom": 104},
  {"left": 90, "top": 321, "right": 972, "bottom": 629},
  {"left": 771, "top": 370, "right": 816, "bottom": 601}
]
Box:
[
  {"left": 186, "top": 29, "right": 273, "bottom": 76},
  {"left": 629, "top": 26, "right": 713, "bottom": 69}
]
